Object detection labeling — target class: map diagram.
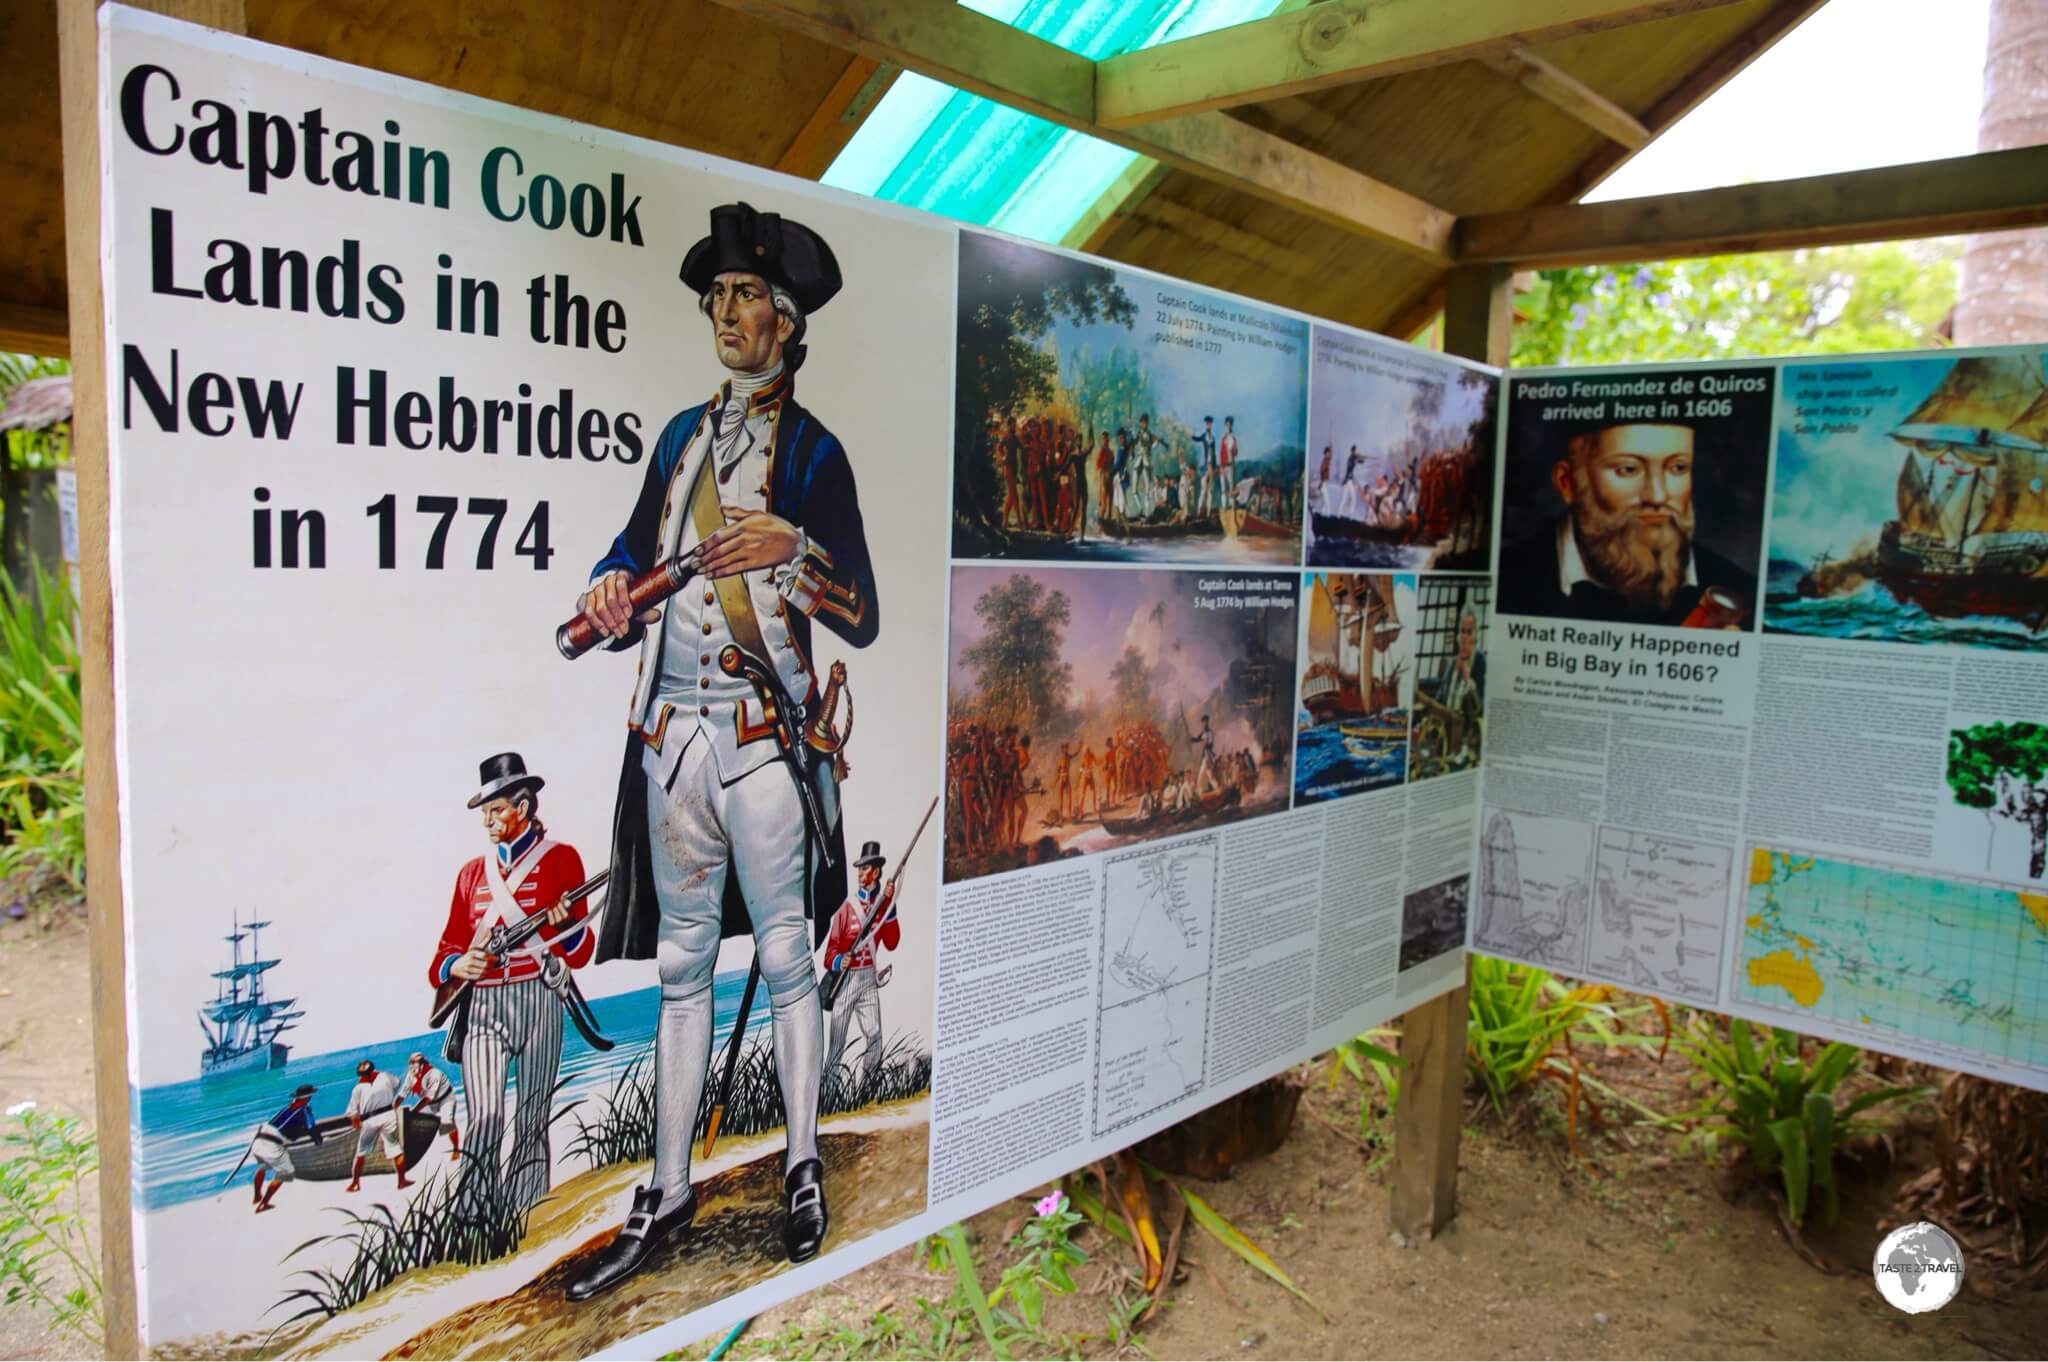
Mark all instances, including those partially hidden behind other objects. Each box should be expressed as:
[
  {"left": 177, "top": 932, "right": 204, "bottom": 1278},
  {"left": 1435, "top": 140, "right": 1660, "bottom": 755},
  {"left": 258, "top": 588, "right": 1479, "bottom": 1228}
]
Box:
[
  {"left": 1588, "top": 829, "right": 1730, "bottom": 1005},
  {"left": 1473, "top": 807, "right": 1592, "bottom": 971},
  {"left": 1094, "top": 836, "right": 1217, "bottom": 1136},
  {"left": 1734, "top": 847, "right": 2048, "bottom": 1078}
]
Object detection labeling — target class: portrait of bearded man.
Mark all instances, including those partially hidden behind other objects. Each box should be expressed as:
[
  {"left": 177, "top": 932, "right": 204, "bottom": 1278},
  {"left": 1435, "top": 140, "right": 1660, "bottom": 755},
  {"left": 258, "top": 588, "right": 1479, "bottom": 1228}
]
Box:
[{"left": 1496, "top": 422, "right": 1757, "bottom": 629}]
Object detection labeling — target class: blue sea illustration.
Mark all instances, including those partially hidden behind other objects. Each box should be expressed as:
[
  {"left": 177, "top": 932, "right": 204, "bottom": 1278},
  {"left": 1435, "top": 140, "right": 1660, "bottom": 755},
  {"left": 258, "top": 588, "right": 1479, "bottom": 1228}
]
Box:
[
  {"left": 1293, "top": 715, "right": 1407, "bottom": 804},
  {"left": 135, "top": 972, "right": 766, "bottom": 1212},
  {"left": 1763, "top": 560, "right": 2048, "bottom": 652}
]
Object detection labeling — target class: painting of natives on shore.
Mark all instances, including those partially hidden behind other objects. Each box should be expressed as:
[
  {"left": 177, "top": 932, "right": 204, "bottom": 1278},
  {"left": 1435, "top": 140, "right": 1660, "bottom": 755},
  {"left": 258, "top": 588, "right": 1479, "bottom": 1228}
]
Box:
[
  {"left": 1766, "top": 351, "right": 2048, "bottom": 651},
  {"left": 945, "top": 565, "right": 1300, "bottom": 882},
  {"left": 1306, "top": 326, "right": 1498, "bottom": 572},
  {"left": 952, "top": 231, "right": 1308, "bottom": 566}
]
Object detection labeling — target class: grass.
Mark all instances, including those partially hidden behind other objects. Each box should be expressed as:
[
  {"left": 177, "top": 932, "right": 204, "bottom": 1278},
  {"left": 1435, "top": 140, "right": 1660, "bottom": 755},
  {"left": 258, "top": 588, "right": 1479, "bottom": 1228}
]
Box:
[
  {"left": 570, "top": 1032, "right": 934, "bottom": 1166},
  {"left": 270, "top": 1129, "right": 542, "bottom": 1327},
  {"left": 0, "top": 1102, "right": 100, "bottom": 1347},
  {"left": 0, "top": 565, "right": 83, "bottom": 893}
]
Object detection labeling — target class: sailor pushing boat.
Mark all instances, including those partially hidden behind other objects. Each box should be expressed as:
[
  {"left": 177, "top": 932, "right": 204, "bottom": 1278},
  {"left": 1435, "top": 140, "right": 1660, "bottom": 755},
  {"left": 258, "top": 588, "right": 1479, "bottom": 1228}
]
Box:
[{"left": 244, "top": 1083, "right": 320, "bottom": 1213}]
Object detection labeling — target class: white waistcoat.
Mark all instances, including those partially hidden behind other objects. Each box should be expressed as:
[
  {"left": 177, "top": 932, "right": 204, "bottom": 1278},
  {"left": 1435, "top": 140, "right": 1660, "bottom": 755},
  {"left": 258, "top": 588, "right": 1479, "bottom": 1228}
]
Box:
[{"left": 630, "top": 400, "right": 817, "bottom": 788}]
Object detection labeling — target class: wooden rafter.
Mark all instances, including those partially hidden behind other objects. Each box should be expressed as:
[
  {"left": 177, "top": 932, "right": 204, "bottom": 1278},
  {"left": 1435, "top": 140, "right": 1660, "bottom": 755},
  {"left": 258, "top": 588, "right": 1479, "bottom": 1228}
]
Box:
[
  {"left": 1479, "top": 49, "right": 1650, "bottom": 149},
  {"left": 774, "top": 56, "right": 902, "bottom": 179},
  {"left": 1546, "top": 0, "right": 1831, "bottom": 204},
  {"left": 1457, "top": 144, "right": 2048, "bottom": 265},
  {"left": 0, "top": 303, "right": 69, "bottom": 359},
  {"left": 1093, "top": 0, "right": 1748, "bottom": 127},
  {"left": 709, "top": 0, "right": 1457, "bottom": 260}
]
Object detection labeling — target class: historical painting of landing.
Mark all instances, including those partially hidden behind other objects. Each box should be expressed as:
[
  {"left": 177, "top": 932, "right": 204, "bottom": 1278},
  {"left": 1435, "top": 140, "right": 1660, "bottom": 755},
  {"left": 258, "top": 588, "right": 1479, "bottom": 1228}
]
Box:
[
  {"left": 1474, "top": 807, "right": 1593, "bottom": 971},
  {"left": 1409, "top": 577, "right": 1490, "bottom": 782},
  {"left": 1588, "top": 827, "right": 1730, "bottom": 1005},
  {"left": 1735, "top": 848, "right": 2048, "bottom": 1084},
  {"left": 1093, "top": 836, "right": 1218, "bottom": 1137},
  {"left": 1765, "top": 352, "right": 2048, "bottom": 652},
  {"left": 952, "top": 231, "right": 1308, "bottom": 566},
  {"left": 1294, "top": 573, "right": 1414, "bottom": 805},
  {"left": 945, "top": 565, "right": 1299, "bottom": 883},
  {"left": 104, "top": 17, "right": 951, "bottom": 1357},
  {"left": 1305, "top": 326, "right": 1498, "bottom": 570}
]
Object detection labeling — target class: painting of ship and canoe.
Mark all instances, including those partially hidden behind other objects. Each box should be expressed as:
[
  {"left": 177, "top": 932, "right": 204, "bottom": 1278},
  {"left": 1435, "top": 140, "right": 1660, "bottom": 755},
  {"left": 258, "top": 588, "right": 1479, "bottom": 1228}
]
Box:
[
  {"left": 1305, "top": 325, "right": 1499, "bottom": 572},
  {"left": 951, "top": 231, "right": 1308, "bottom": 566},
  {"left": 944, "top": 566, "right": 1300, "bottom": 882},
  {"left": 1293, "top": 572, "right": 1416, "bottom": 804},
  {"left": 1766, "top": 351, "right": 2048, "bottom": 650}
]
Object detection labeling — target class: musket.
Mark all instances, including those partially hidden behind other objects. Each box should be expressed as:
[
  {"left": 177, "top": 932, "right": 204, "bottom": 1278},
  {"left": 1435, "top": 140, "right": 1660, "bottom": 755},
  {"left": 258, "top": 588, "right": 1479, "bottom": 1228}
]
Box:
[
  {"left": 821, "top": 795, "right": 938, "bottom": 1011},
  {"left": 701, "top": 962, "right": 761, "bottom": 1160},
  {"left": 432, "top": 870, "right": 611, "bottom": 1061}
]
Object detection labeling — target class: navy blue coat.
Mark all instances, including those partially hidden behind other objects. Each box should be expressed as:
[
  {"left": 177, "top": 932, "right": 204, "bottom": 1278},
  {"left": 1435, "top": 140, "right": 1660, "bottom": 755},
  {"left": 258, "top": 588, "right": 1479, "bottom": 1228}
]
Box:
[{"left": 591, "top": 386, "right": 879, "bottom": 963}]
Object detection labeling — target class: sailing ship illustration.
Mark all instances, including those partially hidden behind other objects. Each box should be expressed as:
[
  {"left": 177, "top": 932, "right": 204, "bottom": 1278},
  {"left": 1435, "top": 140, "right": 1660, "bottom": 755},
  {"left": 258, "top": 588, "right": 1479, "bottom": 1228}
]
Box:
[
  {"left": 198, "top": 913, "right": 301, "bottom": 1078},
  {"left": 1840, "top": 355, "right": 2048, "bottom": 628},
  {"left": 1301, "top": 575, "right": 1404, "bottom": 732}
]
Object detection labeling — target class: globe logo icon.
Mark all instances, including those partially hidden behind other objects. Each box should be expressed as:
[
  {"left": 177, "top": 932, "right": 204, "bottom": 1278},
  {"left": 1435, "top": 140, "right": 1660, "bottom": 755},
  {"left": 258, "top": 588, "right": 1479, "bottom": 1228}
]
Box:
[{"left": 1873, "top": 1221, "right": 1964, "bottom": 1313}]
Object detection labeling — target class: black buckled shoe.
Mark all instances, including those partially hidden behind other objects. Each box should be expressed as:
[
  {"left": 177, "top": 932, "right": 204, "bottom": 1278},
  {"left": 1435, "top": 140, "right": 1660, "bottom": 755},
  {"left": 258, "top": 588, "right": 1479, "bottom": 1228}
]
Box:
[
  {"left": 565, "top": 1183, "right": 695, "bottom": 1302},
  {"left": 783, "top": 1157, "right": 829, "bottom": 1263}
]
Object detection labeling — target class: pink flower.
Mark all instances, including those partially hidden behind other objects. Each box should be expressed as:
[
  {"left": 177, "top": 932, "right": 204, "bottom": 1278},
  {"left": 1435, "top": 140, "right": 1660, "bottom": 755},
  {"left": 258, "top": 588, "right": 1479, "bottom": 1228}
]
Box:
[{"left": 1034, "top": 1191, "right": 1064, "bottom": 1218}]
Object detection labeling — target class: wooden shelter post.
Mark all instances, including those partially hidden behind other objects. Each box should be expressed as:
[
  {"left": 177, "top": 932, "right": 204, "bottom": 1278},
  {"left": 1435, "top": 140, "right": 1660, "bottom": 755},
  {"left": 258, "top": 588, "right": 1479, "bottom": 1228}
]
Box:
[
  {"left": 58, "top": 2, "right": 247, "bottom": 1356},
  {"left": 1387, "top": 262, "right": 1506, "bottom": 1244}
]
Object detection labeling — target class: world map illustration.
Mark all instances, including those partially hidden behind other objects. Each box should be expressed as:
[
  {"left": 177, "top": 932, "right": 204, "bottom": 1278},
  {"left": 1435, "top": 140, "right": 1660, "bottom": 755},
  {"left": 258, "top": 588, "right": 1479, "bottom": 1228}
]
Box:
[{"left": 1734, "top": 848, "right": 2048, "bottom": 1077}]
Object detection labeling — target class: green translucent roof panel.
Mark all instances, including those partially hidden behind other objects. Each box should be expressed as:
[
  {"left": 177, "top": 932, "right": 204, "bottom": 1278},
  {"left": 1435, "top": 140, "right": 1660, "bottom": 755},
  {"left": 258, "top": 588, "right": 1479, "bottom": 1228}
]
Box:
[{"left": 823, "top": 0, "right": 1282, "bottom": 244}]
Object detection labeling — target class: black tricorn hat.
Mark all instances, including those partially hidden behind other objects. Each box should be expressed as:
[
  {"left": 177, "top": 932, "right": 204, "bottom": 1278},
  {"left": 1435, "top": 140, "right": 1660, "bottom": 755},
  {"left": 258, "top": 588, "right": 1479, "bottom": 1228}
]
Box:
[
  {"left": 854, "top": 840, "right": 886, "bottom": 868},
  {"left": 468, "top": 752, "right": 544, "bottom": 809},
  {"left": 681, "top": 202, "right": 842, "bottom": 314}
]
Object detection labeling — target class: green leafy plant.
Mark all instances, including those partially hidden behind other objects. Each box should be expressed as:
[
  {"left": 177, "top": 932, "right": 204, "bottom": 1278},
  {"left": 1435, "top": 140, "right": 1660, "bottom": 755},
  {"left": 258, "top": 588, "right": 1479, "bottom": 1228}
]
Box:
[
  {"left": 988, "top": 1192, "right": 1088, "bottom": 1334},
  {"left": 0, "top": 564, "right": 84, "bottom": 891},
  {"left": 1329, "top": 1030, "right": 1403, "bottom": 1168},
  {"left": 1465, "top": 955, "right": 1667, "bottom": 1158},
  {"left": 0, "top": 1102, "right": 102, "bottom": 1347},
  {"left": 1668, "top": 1016, "right": 1927, "bottom": 1225}
]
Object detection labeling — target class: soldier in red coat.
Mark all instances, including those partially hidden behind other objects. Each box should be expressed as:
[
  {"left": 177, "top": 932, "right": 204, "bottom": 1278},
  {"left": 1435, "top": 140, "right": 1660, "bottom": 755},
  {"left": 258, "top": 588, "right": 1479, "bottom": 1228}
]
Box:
[
  {"left": 821, "top": 841, "right": 900, "bottom": 1092},
  {"left": 428, "top": 752, "right": 593, "bottom": 1210}
]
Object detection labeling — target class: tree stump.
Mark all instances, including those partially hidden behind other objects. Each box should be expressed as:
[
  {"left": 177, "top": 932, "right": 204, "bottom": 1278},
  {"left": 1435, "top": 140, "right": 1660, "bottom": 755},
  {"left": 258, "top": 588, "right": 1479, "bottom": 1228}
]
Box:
[{"left": 1132, "top": 1073, "right": 1304, "bottom": 1180}]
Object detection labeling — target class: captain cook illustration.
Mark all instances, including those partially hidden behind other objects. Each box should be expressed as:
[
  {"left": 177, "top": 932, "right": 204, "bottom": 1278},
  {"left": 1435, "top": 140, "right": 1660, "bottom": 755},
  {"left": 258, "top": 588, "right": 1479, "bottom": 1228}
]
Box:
[{"left": 566, "top": 201, "right": 877, "bottom": 1300}]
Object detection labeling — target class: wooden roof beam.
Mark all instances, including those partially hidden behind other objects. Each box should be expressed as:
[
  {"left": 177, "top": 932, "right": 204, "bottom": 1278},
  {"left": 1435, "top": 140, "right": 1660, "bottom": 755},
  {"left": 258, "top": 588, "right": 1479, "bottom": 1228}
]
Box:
[
  {"left": 1457, "top": 144, "right": 2048, "bottom": 265},
  {"left": 1480, "top": 49, "right": 1650, "bottom": 149},
  {"left": 710, "top": 0, "right": 1456, "bottom": 261},
  {"left": 0, "top": 303, "right": 69, "bottom": 359},
  {"left": 1094, "top": 0, "right": 1748, "bottom": 128}
]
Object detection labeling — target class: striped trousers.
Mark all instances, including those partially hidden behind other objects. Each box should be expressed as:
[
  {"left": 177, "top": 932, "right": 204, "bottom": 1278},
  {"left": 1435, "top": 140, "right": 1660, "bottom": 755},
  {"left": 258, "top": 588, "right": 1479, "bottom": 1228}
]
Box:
[{"left": 461, "top": 977, "right": 562, "bottom": 1211}]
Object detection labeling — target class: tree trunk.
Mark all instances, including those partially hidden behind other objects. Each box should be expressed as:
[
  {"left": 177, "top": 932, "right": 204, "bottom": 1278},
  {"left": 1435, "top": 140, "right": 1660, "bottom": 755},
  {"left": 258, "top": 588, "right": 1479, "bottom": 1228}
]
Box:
[{"left": 1954, "top": 0, "right": 2048, "bottom": 345}]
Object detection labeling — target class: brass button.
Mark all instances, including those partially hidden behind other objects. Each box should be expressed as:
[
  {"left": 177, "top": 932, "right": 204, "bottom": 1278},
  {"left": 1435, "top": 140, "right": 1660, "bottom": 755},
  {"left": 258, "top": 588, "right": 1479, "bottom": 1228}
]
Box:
[
  {"left": 703, "top": 590, "right": 715, "bottom": 604},
  {"left": 699, "top": 705, "right": 709, "bottom": 717},
  {"left": 702, "top": 623, "right": 713, "bottom": 636},
  {"left": 699, "top": 677, "right": 709, "bottom": 689},
  {"left": 700, "top": 653, "right": 710, "bottom": 666}
]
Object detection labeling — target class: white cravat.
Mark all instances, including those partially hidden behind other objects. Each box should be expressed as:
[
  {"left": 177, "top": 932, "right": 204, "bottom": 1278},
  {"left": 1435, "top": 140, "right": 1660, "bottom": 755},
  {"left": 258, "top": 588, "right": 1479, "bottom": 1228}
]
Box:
[{"left": 713, "top": 360, "right": 785, "bottom": 477}]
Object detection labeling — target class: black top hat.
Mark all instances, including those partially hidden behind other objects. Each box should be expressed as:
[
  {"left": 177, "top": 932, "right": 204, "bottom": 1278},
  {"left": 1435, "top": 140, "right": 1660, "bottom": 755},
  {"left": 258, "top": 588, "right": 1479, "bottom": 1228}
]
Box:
[
  {"left": 854, "top": 840, "right": 886, "bottom": 869},
  {"left": 292, "top": 1084, "right": 317, "bottom": 1098},
  {"left": 681, "top": 202, "right": 842, "bottom": 314},
  {"left": 468, "top": 752, "right": 544, "bottom": 809}
]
